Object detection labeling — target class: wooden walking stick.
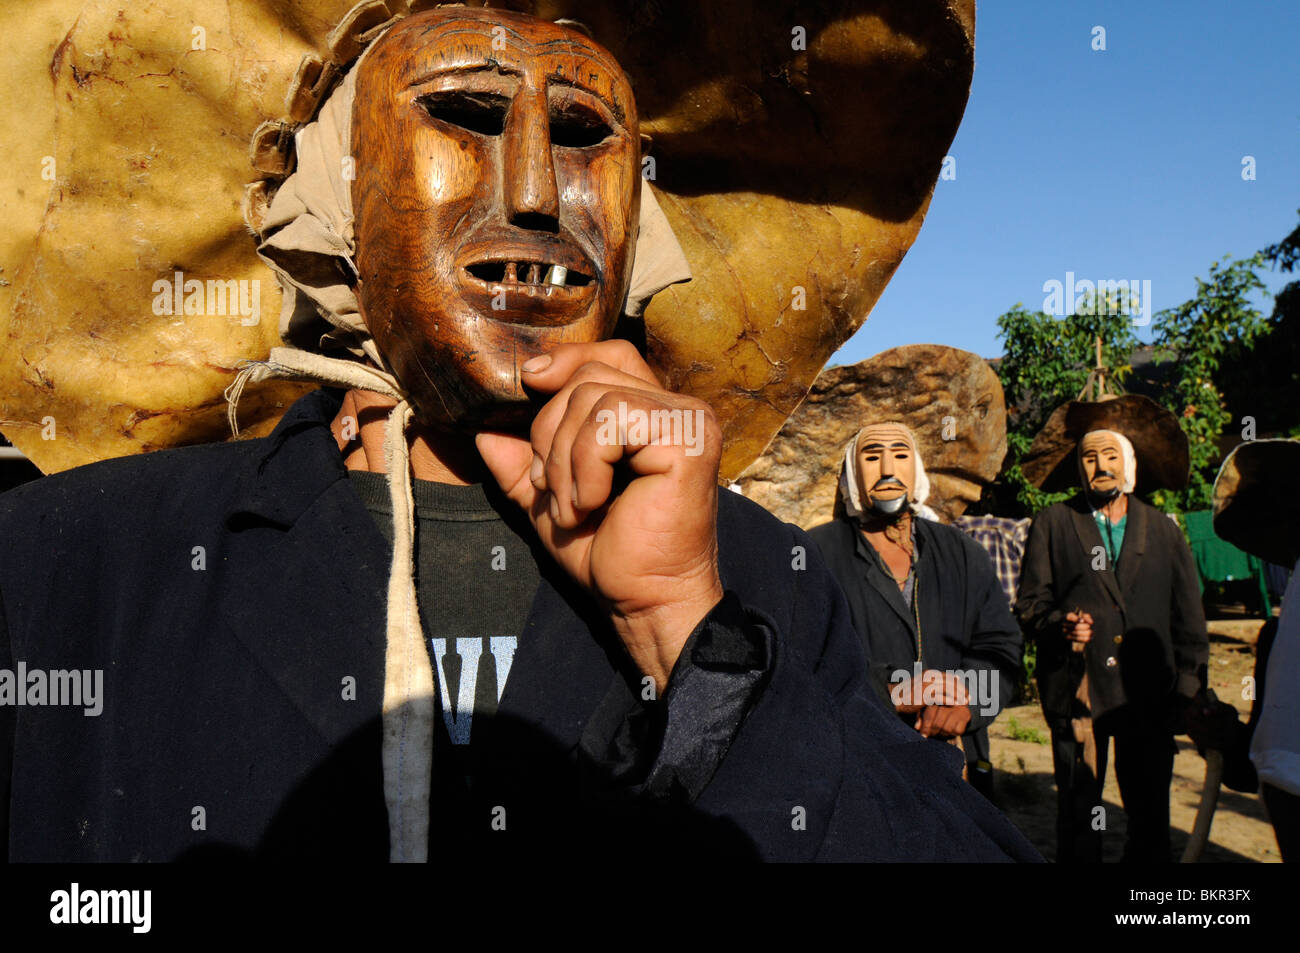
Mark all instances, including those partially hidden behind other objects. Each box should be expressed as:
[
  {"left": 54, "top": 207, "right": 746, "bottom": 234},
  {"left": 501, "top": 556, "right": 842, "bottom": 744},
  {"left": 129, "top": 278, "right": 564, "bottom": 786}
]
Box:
[
  {"left": 1068, "top": 607, "right": 1098, "bottom": 778},
  {"left": 1181, "top": 689, "right": 1239, "bottom": 863},
  {"left": 1181, "top": 750, "right": 1225, "bottom": 863}
]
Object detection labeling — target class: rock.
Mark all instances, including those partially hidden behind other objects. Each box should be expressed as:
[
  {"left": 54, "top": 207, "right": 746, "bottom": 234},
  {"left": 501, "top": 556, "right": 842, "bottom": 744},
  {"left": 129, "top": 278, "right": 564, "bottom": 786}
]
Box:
[{"left": 737, "top": 344, "right": 1007, "bottom": 528}]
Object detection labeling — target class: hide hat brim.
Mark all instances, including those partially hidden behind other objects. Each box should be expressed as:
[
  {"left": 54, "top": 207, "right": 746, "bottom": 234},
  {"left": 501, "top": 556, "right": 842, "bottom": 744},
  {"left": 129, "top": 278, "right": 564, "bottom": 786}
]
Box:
[
  {"left": 1020, "top": 394, "right": 1190, "bottom": 495},
  {"left": 1212, "top": 439, "right": 1300, "bottom": 567}
]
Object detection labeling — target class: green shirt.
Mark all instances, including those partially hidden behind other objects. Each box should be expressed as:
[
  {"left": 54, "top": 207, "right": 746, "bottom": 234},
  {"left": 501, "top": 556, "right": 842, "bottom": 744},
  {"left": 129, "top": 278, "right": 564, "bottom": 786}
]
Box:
[{"left": 1093, "top": 510, "right": 1127, "bottom": 568}]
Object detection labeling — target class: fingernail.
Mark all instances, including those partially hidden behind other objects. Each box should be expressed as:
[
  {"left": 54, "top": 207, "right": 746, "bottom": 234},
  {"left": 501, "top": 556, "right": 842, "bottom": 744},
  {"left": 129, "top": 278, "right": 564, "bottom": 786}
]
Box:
[
  {"left": 530, "top": 452, "right": 544, "bottom": 488},
  {"left": 521, "top": 354, "right": 552, "bottom": 374},
  {"left": 548, "top": 494, "right": 560, "bottom": 521}
]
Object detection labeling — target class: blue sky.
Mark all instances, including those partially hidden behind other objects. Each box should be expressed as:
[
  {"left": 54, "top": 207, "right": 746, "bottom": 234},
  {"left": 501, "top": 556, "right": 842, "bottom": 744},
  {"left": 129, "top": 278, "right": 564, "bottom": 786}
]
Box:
[{"left": 830, "top": 0, "right": 1299, "bottom": 365}]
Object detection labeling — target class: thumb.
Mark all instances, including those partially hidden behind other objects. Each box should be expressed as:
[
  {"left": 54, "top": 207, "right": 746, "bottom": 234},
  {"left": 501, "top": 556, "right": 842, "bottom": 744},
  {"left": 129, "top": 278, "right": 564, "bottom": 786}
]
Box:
[{"left": 475, "top": 430, "right": 538, "bottom": 511}]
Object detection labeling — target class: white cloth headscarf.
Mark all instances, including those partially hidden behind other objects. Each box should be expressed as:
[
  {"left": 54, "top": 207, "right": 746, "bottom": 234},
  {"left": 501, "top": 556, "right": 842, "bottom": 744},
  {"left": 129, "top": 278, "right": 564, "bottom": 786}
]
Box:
[
  {"left": 225, "top": 35, "right": 692, "bottom": 863},
  {"left": 838, "top": 423, "right": 938, "bottom": 523},
  {"left": 1077, "top": 429, "right": 1137, "bottom": 495}
]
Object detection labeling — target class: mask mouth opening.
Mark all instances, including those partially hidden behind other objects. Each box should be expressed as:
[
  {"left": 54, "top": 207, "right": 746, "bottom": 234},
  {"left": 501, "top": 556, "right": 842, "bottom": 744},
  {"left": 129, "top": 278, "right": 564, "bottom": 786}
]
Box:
[
  {"left": 465, "top": 260, "right": 594, "bottom": 289},
  {"left": 453, "top": 245, "right": 602, "bottom": 328}
]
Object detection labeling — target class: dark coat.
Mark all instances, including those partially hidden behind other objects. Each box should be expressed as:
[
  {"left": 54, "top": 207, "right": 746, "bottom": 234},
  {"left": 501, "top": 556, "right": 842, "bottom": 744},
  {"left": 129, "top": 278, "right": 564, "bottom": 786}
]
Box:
[
  {"left": 0, "top": 388, "right": 1039, "bottom": 862},
  {"left": 1014, "top": 494, "right": 1209, "bottom": 727},
  {"left": 808, "top": 515, "right": 1023, "bottom": 732}
]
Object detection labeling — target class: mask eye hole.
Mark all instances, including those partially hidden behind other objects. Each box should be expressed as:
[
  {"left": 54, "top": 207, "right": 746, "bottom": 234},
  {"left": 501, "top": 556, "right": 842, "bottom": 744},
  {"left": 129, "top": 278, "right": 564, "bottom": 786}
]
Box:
[
  {"left": 549, "top": 103, "right": 614, "bottom": 148},
  {"left": 418, "top": 91, "right": 508, "bottom": 136}
]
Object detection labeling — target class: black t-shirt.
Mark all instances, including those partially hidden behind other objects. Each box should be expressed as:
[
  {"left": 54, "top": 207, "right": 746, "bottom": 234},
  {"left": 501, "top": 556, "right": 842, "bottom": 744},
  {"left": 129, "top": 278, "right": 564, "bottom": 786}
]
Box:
[{"left": 347, "top": 470, "right": 541, "bottom": 789}]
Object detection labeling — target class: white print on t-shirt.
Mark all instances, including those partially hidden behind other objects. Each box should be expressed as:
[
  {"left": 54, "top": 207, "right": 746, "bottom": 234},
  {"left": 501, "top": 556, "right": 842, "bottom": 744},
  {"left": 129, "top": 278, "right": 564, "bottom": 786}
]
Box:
[{"left": 430, "top": 637, "right": 518, "bottom": 745}]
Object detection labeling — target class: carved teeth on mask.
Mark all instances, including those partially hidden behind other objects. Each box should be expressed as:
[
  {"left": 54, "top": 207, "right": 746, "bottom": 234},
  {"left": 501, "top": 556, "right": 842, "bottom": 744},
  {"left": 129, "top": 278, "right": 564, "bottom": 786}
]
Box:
[{"left": 465, "top": 261, "right": 592, "bottom": 289}]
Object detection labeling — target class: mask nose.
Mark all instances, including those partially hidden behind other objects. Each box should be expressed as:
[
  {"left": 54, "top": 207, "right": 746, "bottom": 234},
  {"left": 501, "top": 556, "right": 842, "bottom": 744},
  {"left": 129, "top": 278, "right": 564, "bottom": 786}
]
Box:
[{"left": 502, "top": 87, "right": 560, "bottom": 232}]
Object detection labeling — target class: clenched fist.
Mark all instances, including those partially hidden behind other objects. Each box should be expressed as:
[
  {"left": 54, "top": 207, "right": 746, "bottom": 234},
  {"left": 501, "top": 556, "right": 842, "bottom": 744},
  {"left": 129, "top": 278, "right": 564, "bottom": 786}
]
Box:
[
  {"left": 1063, "top": 610, "right": 1093, "bottom": 654},
  {"left": 475, "top": 340, "right": 725, "bottom": 693}
]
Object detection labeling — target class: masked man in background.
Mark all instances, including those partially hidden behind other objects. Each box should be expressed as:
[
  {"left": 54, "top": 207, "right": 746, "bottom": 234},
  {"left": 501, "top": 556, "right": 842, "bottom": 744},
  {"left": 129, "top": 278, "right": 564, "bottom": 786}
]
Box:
[
  {"left": 1017, "top": 423, "right": 1208, "bottom": 863},
  {"left": 809, "top": 423, "right": 1022, "bottom": 769}
]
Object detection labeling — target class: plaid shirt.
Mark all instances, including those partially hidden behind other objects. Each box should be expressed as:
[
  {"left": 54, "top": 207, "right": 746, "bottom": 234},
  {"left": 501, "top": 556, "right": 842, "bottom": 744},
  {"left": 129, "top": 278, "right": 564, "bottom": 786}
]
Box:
[{"left": 955, "top": 515, "right": 1032, "bottom": 608}]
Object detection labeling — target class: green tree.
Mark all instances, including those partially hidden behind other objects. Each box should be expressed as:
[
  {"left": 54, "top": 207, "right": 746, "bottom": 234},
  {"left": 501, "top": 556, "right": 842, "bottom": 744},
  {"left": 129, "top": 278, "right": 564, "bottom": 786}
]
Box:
[
  {"left": 1263, "top": 211, "right": 1300, "bottom": 272},
  {"left": 1220, "top": 210, "right": 1300, "bottom": 439},
  {"left": 1150, "top": 254, "right": 1269, "bottom": 511}
]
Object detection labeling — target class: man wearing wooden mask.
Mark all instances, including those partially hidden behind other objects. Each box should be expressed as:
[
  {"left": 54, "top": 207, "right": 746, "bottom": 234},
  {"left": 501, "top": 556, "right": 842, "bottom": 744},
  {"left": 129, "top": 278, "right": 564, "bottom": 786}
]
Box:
[
  {"left": 1017, "top": 427, "right": 1208, "bottom": 862},
  {"left": 809, "top": 423, "right": 1022, "bottom": 766},
  {"left": 0, "top": 8, "right": 1037, "bottom": 862}
]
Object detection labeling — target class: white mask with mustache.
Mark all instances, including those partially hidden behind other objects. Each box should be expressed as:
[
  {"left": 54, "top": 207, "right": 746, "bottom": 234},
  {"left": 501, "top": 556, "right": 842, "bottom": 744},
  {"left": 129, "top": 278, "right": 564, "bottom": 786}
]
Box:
[
  {"left": 1077, "top": 429, "right": 1137, "bottom": 497},
  {"left": 839, "top": 424, "right": 932, "bottom": 523}
]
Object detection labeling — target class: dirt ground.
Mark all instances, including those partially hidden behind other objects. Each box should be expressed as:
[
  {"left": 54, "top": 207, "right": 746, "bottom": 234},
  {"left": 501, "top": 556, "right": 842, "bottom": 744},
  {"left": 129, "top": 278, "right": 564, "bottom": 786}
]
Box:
[{"left": 987, "top": 616, "right": 1280, "bottom": 863}]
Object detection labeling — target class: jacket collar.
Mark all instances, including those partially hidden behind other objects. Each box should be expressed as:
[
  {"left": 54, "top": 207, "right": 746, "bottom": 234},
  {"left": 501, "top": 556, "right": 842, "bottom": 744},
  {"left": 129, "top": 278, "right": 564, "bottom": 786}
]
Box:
[
  {"left": 225, "top": 387, "right": 352, "bottom": 529},
  {"left": 849, "top": 514, "right": 923, "bottom": 636},
  {"left": 215, "top": 388, "right": 388, "bottom": 745}
]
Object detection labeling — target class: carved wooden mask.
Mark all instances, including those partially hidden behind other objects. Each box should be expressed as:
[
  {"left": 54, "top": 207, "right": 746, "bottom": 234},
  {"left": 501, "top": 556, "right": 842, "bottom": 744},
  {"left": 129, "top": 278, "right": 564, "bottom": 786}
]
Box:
[
  {"left": 352, "top": 8, "right": 641, "bottom": 429},
  {"left": 854, "top": 423, "right": 919, "bottom": 517},
  {"left": 1078, "top": 429, "right": 1128, "bottom": 498}
]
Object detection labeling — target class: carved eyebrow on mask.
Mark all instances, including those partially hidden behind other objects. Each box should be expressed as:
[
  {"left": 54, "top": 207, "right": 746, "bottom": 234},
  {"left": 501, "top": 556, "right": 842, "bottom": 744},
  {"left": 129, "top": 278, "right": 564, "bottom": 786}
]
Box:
[{"left": 861, "top": 440, "right": 913, "bottom": 451}]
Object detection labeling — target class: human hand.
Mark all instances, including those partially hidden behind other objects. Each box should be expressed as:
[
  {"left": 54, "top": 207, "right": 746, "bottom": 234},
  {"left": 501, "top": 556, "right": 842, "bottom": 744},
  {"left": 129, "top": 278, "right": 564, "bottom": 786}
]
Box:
[
  {"left": 475, "top": 340, "right": 724, "bottom": 693},
  {"left": 915, "top": 704, "right": 973, "bottom": 739},
  {"left": 1063, "top": 610, "right": 1093, "bottom": 653},
  {"left": 893, "top": 670, "right": 969, "bottom": 719}
]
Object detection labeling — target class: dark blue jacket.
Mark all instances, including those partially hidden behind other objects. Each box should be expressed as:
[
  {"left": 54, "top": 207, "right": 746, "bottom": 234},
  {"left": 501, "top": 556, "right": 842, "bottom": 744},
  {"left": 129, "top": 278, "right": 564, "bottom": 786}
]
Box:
[{"left": 0, "top": 388, "right": 1039, "bottom": 862}]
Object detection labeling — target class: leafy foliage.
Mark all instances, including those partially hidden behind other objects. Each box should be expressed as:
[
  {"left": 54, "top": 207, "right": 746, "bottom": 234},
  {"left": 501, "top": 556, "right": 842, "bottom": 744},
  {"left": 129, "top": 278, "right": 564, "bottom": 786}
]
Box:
[
  {"left": 1151, "top": 254, "right": 1269, "bottom": 511},
  {"left": 1221, "top": 209, "right": 1300, "bottom": 440},
  {"left": 1263, "top": 210, "right": 1300, "bottom": 272},
  {"left": 1005, "top": 715, "right": 1047, "bottom": 745}
]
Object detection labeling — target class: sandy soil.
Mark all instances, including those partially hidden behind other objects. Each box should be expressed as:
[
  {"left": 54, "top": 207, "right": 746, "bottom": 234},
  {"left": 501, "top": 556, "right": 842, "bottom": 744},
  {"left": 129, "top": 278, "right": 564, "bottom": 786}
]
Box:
[{"left": 987, "top": 618, "right": 1280, "bottom": 863}]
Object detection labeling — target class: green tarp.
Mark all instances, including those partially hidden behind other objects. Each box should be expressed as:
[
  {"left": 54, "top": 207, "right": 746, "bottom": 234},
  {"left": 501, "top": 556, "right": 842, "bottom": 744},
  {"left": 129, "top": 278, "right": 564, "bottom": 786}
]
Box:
[{"left": 1183, "top": 509, "right": 1271, "bottom": 616}]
